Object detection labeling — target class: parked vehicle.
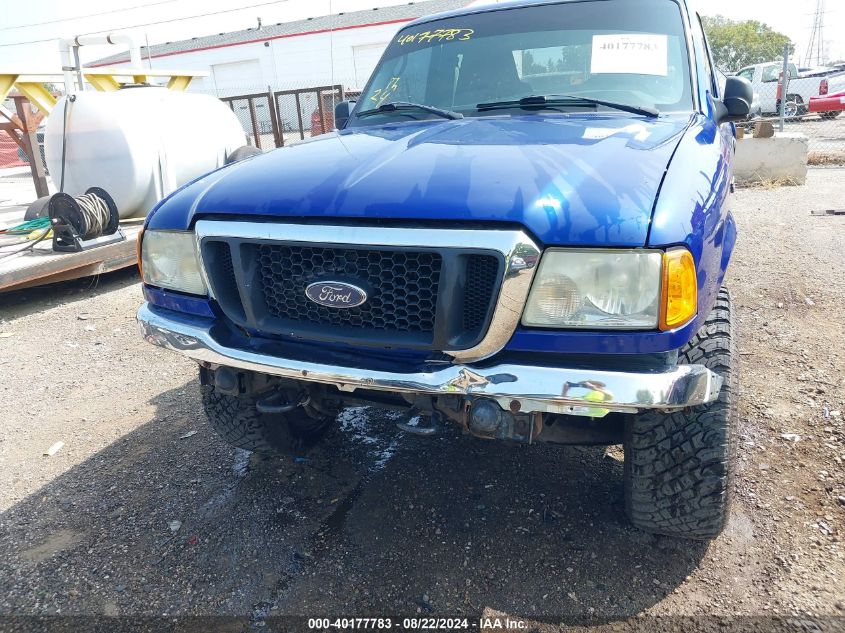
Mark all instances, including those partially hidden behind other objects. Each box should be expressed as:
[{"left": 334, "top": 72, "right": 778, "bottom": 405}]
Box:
[
  {"left": 778, "top": 70, "right": 845, "bottom": 119},
  {"left": 735, "top": 61, "right": 845, "bottom": 117},
  {"left": 809, "top": 91, "right": 845, "bottom": 119},
  {"left": 138, "top": 0, "right": 752, "bottom": 540},
  {"left": 734, "top": 61, "right": 797, "bottom": 115},
  {"left": 812, "top": 79, "right": 845, "bottom": 120}
]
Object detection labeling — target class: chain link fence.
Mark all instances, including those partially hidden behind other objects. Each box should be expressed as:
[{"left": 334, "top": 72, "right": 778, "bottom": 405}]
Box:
[{"left": 734, "top": 61, "right": 845, "bottom": 167}]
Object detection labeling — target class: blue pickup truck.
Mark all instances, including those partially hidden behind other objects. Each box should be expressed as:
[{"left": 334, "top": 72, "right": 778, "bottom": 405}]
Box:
[{"left": 138, "top": 0, "right": 752, "bottom": 539}]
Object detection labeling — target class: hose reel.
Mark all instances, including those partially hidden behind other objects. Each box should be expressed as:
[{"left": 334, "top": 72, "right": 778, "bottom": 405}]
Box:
[{"left": 49, "top": 187, "right": 125, "bottom": 252}]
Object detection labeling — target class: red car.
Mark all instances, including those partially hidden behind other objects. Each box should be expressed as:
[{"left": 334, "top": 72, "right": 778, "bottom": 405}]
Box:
[{"left": 809, "top": 80, "right": 845, "bottom": 119}]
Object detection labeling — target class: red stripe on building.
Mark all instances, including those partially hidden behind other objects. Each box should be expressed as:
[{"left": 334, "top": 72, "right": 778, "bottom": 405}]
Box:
[{"left": 87, "top": 17, "right": 415, "bottom": 67}]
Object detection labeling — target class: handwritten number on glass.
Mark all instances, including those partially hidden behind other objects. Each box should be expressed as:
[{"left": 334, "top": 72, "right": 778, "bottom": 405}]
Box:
[
  {"left": 397, "top": 28, "right": 474, "bottom": 46},
  {"left": 370, "top": 76, "right": 401, "bottom": 106}
]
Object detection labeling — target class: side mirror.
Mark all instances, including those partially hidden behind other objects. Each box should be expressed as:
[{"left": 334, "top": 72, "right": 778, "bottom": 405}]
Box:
[
  {"left": 715, "top": 76, "right": 753, "bottom": 124},
  {"left": 334, "top": 101, "right": 356, "bottom": 129}
]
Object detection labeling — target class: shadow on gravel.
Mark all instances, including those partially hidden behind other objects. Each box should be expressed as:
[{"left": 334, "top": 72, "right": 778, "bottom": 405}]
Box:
[
  {"left": 0, "top": 267, "right": 140, "bottom": 320},
  {"left": 0, "top": 380, "right": 709, "bottom": 624}
]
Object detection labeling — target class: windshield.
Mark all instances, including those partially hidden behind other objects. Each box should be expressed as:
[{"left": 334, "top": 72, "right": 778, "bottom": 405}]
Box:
[{"left": 351, "top": 0, "right": 693, "bottom": 126}]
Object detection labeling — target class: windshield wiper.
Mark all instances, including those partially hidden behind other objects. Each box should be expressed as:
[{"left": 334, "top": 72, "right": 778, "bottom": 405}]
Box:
[
  {"left": 476, "top": 94, "right": 659, "bottom": 118},
  {"left": 355, "top": 101, "right": 464, "bottom": 120}
]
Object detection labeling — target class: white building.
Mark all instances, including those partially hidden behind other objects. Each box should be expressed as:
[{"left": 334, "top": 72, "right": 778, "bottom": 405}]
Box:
[{"left": 90, "top": 0, "right": 468, "bottom": 96}]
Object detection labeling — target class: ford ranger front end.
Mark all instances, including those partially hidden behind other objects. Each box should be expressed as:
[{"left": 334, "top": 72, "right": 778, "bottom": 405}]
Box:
[{"left": 137, "top": 0, "right": 753, "bottom": 539}]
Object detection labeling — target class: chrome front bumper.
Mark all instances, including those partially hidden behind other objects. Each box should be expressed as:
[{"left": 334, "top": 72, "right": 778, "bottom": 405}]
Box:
[{"left": 138, "top": 303, "right": 723, "bottom": 415}]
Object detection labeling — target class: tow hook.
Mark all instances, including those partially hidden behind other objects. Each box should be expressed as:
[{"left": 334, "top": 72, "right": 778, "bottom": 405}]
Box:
[{"left": 396, "top": 410, "right": 442, "bottom": 437}]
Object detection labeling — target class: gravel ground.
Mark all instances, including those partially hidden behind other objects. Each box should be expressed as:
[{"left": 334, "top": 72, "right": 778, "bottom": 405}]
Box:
[{"left": 1, "top": 170, "right": 844, "bottom": 632}]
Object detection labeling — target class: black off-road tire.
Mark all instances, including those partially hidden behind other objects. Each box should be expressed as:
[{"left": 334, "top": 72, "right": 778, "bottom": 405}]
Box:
[
  {"left": 201, "top": 382, "right": 334, "bottom": 455},
  {"left": 624, "top": 288, "right": 737, "bottom": 540},
  {"left": 820, "top": 111, "right": 841, "bottom": 121}
]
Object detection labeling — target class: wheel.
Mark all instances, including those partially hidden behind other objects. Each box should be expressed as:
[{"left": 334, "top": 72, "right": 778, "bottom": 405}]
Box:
[
  {"left": 624, "top": 288, "right": 737, "bottom": 540},
  {"left": 786, "top": 95, "right": 807, "bottom": 118},
  {"left": 225, "top": 145, "right": 262, "bottom": 165},
  {"left": 820, "top": 111, "right": 841, "bottom": 120},
  {"left": 200, "top": 369, "right": 334, "bottom": 455},
  {"left": 782, "top": 100, "right": 799, "bottom": 119}
]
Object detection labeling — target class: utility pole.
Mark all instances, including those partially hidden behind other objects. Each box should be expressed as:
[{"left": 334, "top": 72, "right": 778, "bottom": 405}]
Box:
[
  {"left": 780, "top": 45, "right": 790, "bottom": 132},
  {"left": 805, "top": 0, "right": 825, "bottom": 67}
]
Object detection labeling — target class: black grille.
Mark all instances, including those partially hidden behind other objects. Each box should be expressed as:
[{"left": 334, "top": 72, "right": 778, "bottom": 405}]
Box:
[
  {"left": 219, "top": 244, "right": 236, "bottom": 288},
  {"left": 202, "top": 235, "right": 504, "bottom": 351},
  {"left": 463, "top": 255, "right": 499, "bottom": 331},
  {"left": 204, "top": 241, "right": 244, "bottom": 320},
  {"left": 255, "top": 244, "right": 442, "bottom": 333}
]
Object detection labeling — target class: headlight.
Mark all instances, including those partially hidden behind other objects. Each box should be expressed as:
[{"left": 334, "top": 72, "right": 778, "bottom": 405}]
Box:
[
  {"left": 522, "top": 249, "right": 664, "bottom": 329},
  {"left": 140, "top": 230, "right": 207, "bottom": 296}
]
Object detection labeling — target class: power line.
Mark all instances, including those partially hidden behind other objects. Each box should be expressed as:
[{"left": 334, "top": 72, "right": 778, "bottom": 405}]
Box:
[
  {"left": 0, "top": 0, "right": 293, "bottom": 49},
  {"left": 0, "top": 36, "right": 61, "bottom": 48},
  {"left": 0, "top": 0, "right": 184, "bottom": 32}
]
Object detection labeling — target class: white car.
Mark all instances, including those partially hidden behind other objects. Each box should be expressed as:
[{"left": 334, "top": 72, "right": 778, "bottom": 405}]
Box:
[
  {"left": 508, "top": 256, "right": 527, "bottom": 272},
  {"left": 735, "top": 62, "right": 845, "bottom": 117}
]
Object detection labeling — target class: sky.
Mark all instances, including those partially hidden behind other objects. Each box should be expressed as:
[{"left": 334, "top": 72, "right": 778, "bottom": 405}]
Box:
[{"left": 0, "top": 0, "right": 842, "bottom": 71}]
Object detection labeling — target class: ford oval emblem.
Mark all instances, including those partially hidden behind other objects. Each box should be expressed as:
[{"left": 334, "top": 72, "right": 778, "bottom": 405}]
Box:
[{"left": 305, "top": 281, "right": 368, "bottom": 308}]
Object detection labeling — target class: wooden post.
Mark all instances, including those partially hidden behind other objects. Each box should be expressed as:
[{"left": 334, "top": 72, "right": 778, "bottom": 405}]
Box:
[
  {"left": 247, "top": 97, "right": 261, "bottom": 149},
  {"left": 267, "top": 86, "right": 282, "bottom": 148},
  {"left": 294, "top": 91, "right": 304, "bottom": 140},
  {"left": 316, "top": 89, "right": 326, "bottom": 136},
  {"left": 13, "top": 96, "right": 49, "bottom": 198}
]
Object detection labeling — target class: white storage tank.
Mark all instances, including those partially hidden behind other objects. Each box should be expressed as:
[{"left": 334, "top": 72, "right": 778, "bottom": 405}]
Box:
[{"left": 45, "top": 86, "right": 246, "bottom": 219}]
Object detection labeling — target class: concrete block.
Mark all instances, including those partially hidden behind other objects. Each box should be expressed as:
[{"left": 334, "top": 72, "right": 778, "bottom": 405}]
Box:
[
  {"left": 734, "top": 132, "right": 808, "bottom": 185},
  {"left": 753, "top": 121, "right": 774, "bottom": 138}
]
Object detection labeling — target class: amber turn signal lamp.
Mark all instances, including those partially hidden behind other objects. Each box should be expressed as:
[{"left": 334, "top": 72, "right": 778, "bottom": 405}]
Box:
[{"left": 660, "top": 249, "right": 697, "bottom": 331}]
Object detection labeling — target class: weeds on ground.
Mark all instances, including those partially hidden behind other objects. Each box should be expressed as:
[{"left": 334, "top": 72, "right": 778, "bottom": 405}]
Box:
[{"left": 808, "top": 151, "right": 845, "bottom": 166}]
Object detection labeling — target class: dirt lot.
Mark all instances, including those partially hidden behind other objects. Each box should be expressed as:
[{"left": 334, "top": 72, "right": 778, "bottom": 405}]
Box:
[{"left": 1, "top": 170, "right": 844, "bottom": 632}]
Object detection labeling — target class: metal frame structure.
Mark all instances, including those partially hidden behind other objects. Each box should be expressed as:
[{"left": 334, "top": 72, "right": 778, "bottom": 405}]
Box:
[{"left": 221, "top": 84, "right": 345, "bottom": 148}]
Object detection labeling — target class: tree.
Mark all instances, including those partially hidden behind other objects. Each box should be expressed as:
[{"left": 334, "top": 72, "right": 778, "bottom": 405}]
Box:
[
  {"left": 702, "top": 16, "right": 794, "bottom": 72},
  {"left": 522, "top": 51, "right": 546, "bottom": 76}
]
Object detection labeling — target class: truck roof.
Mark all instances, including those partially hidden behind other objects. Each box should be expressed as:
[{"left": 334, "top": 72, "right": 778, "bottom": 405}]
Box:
[{"left": 407, "top": 0, "right": 690, "bottom": 29}]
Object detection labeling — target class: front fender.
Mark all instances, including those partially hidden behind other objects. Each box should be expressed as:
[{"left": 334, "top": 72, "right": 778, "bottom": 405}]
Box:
[{"left": 648, "top": 114, "right": 736, "bottom": 343}]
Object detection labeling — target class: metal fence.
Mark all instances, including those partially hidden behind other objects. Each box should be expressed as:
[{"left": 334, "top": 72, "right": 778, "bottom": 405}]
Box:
[
  {"left": 734, "top": 57, "right": 845, "bottom": 166},
  {"left": 220, "top": 84, "right": 347, "bottom": 149}
]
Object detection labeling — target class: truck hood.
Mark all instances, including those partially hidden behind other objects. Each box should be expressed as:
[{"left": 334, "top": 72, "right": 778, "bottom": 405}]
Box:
[{"left": 154, "top": 115, "right": 691, "bottom": 246}]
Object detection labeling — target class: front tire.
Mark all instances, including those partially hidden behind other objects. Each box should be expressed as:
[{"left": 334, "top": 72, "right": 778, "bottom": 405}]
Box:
[
  {"left": 624, "top": 288, "right": 737, "bottom": 540},
  {"left": 201, "top": 370, "right": 334, "bottom": 455}
]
